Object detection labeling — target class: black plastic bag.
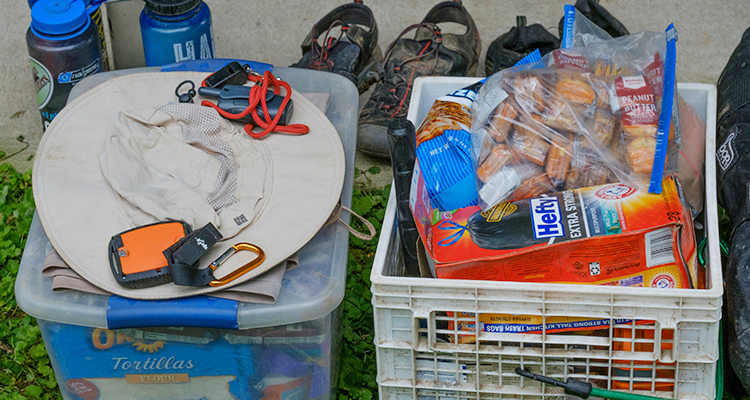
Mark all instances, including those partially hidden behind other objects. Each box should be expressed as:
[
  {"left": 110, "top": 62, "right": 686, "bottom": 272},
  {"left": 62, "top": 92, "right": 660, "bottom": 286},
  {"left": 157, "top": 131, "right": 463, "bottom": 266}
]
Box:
[{"left": 717, "top": 25, "right": 750, "bottom": 394}]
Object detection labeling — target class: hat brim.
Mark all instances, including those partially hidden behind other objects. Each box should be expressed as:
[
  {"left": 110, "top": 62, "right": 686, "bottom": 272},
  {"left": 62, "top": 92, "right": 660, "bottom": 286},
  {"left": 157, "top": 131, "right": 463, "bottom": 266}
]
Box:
[{"left": 33, "top": 72, "right": 345, "bottom": 299}]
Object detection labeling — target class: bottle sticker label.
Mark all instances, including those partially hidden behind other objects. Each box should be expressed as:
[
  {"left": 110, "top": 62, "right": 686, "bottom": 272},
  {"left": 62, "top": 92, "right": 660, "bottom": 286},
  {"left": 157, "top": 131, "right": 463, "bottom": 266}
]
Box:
[
  {"left": 30, "top": 56, "right": 53, "bottom": 109},
  {"left": 173, "top": 33, "right": 213, "bottom": 63},
  {"left": 58, "top": 59, "right": 101, "bottom": 84}
]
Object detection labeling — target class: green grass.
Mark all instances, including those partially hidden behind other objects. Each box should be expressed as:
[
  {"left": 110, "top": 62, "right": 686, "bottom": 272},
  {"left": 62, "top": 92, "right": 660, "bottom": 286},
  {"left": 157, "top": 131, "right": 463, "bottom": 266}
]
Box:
[
  {"left": 337, "top": 167, "right": 390, "bottom": 400},
  {"left": 0, "top": 162, "right": 60, "bottom": 400}
]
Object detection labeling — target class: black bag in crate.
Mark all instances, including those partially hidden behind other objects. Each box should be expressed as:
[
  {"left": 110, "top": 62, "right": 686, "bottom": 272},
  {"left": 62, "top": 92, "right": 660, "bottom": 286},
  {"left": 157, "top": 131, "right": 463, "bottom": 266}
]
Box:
[{"left": 717, "top": 26, "right": 750, "bottom": 393}]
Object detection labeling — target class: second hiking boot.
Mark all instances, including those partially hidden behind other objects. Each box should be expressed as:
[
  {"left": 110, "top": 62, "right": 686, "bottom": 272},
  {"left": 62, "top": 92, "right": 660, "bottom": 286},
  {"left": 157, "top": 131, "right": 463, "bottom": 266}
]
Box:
[
  {"left": 357, "top": 0, "right": 480, "bottom": 158},
  {"left": 485, "top": 16, "right": 561, "bottom": 76},
  {"left": 290, "top": 1, "right": 382, "bottom": 93}
]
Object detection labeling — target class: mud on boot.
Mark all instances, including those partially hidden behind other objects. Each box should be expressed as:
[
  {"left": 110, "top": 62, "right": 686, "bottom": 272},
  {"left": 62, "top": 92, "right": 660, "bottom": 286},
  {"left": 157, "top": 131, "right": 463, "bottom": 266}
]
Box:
[
  {"left": 357, "top": 0, "right": 480, "bottom": 159},
  {"left": 290, "top": 0, "right": 382, "bottom": 94}
]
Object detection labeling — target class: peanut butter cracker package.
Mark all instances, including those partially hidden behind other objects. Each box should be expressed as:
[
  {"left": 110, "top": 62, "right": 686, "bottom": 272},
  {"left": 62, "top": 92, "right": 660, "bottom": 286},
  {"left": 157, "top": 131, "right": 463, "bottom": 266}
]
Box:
[{"left": 473, "top": 12, "right": 680, "bottom": 211}]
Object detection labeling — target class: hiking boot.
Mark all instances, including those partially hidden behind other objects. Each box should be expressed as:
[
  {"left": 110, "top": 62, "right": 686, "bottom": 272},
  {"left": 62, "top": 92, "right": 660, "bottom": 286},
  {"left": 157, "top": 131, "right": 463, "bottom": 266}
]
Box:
[
  {"left": 557, "top": 0, "right": 629, "bottom": 40},
  {"left": 485, "top": 16, "right": 560, "bottom": 76},
  {"left": 290, "top": 0, "right": 382, "bottom": 93},
  {"left": 358, "top": 0, "right": 480, "bottom": 158}
]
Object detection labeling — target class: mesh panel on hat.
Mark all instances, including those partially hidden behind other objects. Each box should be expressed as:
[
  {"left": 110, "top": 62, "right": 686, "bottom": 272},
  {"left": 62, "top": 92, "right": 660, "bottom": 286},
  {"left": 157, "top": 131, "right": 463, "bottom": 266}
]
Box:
[{"left": 159, "top": 104, "right": 238, "bottom": 214}]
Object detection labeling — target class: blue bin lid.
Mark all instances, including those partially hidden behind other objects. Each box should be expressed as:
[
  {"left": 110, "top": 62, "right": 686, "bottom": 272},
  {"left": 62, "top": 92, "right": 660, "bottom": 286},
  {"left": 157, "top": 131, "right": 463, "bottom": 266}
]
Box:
[{"left": 31, "top": 0, "right": 88, "bottom": 36}]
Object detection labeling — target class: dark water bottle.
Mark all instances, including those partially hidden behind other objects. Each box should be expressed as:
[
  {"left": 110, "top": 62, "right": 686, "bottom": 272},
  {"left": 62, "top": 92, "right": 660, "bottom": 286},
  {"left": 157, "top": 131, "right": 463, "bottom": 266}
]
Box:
[
  {"left": 27, "top": 0, "right": 103, "bottom": 130},
  {"left": 28, "top": 0, "right": 110, "bottom": 71},
  {"left": 140, "top": 0, "right": 215, "bottom": 67}
]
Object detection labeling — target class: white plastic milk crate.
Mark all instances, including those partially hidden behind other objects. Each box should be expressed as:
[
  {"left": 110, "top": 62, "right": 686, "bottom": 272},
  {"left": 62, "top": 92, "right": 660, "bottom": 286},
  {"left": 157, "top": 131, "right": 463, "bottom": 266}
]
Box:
[{"left": 370, "top": 77, "right": 720, "bottom": 400}]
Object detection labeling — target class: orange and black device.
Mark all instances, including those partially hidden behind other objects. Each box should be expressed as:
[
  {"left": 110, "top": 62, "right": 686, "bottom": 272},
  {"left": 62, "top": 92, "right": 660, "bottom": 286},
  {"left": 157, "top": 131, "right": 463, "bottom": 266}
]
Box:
[{"left": 108, "top": 221, "right": 192, "bottom": 289}]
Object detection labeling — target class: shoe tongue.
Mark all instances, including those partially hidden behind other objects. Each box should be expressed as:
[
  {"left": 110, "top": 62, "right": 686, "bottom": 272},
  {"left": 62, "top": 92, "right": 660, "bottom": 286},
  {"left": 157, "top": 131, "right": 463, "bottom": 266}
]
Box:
[
  {"left": 317, "top": 34, "right": 351, "bottom": 51},
  {"left": 412, "top": 25, "right": 469, "bottom": 62},
  {"left": 414, "top": 25, "right": 434, "bottom": 42},
  {"left": 383, "top": 38, "right": 429, "bottom": 74}
]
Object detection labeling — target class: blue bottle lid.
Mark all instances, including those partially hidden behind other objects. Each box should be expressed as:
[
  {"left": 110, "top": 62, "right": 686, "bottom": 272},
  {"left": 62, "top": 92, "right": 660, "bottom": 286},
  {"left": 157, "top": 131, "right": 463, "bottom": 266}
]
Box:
[
  {"left": 29, "top": 0, "right": 101, "bottom": 8},
  {"left": 31, "top": 0, "right": 88, "bottom": 36}
]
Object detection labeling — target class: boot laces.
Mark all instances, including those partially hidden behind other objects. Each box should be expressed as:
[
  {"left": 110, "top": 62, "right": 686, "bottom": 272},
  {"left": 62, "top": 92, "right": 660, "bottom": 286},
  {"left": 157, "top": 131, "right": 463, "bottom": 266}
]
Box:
[
  {"left": 309, "top": 20, "right": 346, "bottom": 71},
  {"left": 378, "top": 22, "right": 443, "bottom": 117}
]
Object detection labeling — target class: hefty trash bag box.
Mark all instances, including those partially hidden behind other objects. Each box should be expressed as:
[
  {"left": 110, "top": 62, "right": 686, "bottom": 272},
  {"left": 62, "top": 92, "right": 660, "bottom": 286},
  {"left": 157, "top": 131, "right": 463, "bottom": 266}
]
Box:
[{"left": 410, "top": 172, "right": 701, "bottom": 289}]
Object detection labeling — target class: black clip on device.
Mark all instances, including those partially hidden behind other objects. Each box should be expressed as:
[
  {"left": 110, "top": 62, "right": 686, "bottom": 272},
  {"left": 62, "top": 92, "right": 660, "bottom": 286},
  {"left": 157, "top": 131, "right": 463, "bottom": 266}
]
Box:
[{"left": 198, "top": 85, "right": 294, "bottom": 126}]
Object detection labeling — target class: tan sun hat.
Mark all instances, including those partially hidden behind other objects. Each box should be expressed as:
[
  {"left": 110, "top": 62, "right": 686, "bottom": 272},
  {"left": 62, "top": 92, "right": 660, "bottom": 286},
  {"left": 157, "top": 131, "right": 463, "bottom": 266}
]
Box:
[{"left": 32, "top": 71, "right": 345, "bottom": 300}]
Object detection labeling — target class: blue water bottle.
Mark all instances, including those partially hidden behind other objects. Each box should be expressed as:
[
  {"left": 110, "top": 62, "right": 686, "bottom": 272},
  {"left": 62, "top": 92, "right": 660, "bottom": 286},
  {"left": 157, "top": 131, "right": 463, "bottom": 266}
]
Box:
[{"left": 140, "top": 0, "right": 215, "bottom": 67}]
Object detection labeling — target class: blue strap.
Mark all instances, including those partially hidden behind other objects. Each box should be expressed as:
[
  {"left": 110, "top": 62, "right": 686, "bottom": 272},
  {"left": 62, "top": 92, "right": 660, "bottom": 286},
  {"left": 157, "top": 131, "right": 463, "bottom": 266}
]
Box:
[
  {"left": 160, "top": 58, "right": 273, "bottom": 74},
  {"left": 649, "top": 24, "right": 678, "bottom": 194},
  {"left": 106, "top": 295, "right": 239, "bottom": 329},
  {"left": 561, "top": 4, "right": 576, "bottom": 49}
]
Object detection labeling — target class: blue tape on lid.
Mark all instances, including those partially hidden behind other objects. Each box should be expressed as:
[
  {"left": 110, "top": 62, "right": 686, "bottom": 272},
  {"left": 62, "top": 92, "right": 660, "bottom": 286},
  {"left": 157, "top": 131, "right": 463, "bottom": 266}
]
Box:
[
  {"left": 649, "top": 24, "right": 678, "bottom": 194},
  {"left": 106, "top": 295, "right": 239, "bottom": 329},
  {"left": 160, "top": 58, "right": 273, "bottom": 74}
]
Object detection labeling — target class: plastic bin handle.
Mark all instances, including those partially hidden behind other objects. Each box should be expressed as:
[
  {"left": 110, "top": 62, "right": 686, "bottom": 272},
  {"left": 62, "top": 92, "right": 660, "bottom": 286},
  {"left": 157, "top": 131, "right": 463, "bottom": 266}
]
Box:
[{"left": 106, "top": 295, "right": 239, "bottom": 329}]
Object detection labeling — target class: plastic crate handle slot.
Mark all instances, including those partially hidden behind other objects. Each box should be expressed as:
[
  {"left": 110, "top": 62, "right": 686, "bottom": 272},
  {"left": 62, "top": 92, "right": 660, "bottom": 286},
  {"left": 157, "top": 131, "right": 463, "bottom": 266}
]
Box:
[
  {"left": 659, "top": 326, "right": 676, "bottom": 364},
  {"left": 614, "top": 321, "right": 675, "bottom": 364},
  {"left": 412, "top": 308, "right": 431, "bottom": 350},
  {"left": 656, "top": 319, "right": 678, "bottom": 363}
]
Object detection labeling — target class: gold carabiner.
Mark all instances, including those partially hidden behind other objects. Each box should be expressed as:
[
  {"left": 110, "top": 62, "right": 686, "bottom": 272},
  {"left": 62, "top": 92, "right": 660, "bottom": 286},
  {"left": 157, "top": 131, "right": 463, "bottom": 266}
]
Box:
[{"left": 208, "top": 243, "right": 265, "bottom": 287}]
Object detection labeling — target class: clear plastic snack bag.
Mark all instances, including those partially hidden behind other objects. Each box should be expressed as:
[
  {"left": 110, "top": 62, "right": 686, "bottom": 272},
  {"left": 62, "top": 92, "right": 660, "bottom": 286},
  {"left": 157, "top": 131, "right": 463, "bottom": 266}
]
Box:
[
  {"left": 413, "top": 51, "right": 543, "bottom": 213},
  {"left": 472, "top": 15, "right": 679, "bottom": 210},
  {"left": 563, "top": 5, "right": 705, "bottom": 214}
]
